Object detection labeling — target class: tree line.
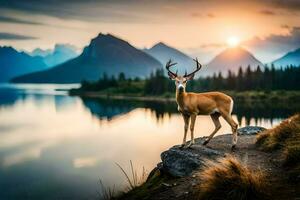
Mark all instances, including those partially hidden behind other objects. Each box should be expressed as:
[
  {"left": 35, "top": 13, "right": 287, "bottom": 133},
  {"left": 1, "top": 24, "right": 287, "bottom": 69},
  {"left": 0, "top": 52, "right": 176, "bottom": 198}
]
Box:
[{"left": 80, "top": 65, "right": 300, "bottom": 95}]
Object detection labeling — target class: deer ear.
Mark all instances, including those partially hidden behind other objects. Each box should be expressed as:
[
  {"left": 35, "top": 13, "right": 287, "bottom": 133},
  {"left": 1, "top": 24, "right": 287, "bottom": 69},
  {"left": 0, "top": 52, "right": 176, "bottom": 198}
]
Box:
[
  {"left": 186, "top": 73, "right": 195, "bottom": 80},
  {"left": 168, "top": 72, "right": 176, "bottom": 80}
]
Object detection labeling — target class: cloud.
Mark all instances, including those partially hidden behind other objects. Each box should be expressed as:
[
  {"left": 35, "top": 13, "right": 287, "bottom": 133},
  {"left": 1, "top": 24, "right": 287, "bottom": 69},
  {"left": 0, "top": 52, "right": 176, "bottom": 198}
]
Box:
[
  {"left": 0, "top": 16, "right": 44, "bottom": 25},
  {"left": 0, "top": 32, "right": 37, "bottom": 40},
  {"left": 259, "top": 9, "right": 276, "bottom": 15},
  {"left": 244, "top": 26, "right": 300, "bottom": 50},
  {"left": 207, "top": 13, "right": 215, "bottom": 18},
  {"left": 200, "top": 42, "right": 226, "bottom": 48},
  {"left": 281, "top": 24, "right": 290, "bottom": 29},
  {"left": 243, "top": 26, "right": 300, "bottom": 62},
  {"left": 0, "top": 0, "right": 156, "bottom": 23},
  {"left": 262, "top": 0, "right": 300, "bottom": 11},
  {"left": 191, "top": 12, "right": 216, "bottom": 18}
]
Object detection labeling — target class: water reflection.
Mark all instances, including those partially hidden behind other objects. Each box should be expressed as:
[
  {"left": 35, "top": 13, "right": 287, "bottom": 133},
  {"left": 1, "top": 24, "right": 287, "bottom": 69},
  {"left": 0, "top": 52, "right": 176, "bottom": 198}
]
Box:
[
  {"left": 0, "top": 84, "right": 298, "bottom": 200},
  {"left": 81, "top": 97, "right": 297, "bottom": 126}
]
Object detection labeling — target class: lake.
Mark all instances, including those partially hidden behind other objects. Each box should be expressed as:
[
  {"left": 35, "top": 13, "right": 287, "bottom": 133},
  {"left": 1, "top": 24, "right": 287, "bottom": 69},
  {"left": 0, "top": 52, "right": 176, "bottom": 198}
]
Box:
[{"left": 0, "top": 84, "right": 295, "bottom": 199}]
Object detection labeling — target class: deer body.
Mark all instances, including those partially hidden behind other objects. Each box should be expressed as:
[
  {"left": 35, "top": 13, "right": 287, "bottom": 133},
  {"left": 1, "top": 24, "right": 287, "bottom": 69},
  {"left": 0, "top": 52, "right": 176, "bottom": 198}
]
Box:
[
  {"left": 176, "top": 91, "right": 233, "bottom": 115},
  {"left": 166, "top": 59, "right": 238, "bottom": 149}
]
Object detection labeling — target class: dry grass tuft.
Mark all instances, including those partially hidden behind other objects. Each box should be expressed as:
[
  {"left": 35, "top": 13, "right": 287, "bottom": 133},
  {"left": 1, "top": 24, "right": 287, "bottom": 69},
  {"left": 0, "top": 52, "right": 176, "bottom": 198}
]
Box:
[
  {"left": 256, "top": 113, "right": 300, "bottom": 176},
  {"left": 283, "top": 133, "right": 300, "bottom": 166},
  {"left": 256, "top": 113, "right": 300, "bottom": 151},
  {"left": 198, "top": 156, "right": 268, "bottom": 200}
]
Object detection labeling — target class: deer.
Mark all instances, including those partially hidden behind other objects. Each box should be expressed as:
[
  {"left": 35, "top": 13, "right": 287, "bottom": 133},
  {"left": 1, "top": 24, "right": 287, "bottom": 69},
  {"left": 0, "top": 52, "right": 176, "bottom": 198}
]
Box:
[{"left": 166, "top": 59, "right": 238, "bottom": 150}]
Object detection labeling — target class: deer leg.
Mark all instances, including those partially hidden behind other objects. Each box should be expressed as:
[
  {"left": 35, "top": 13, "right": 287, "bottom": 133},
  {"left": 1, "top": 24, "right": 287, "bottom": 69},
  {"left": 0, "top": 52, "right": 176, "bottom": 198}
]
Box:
[
  {"left": 181, "top": 114, "right": 190, "bottom": 148},
  {"left": 186, "top": 114, "right": 197, "bottom": 148},
  {"left": 220, "top": 111, "right": 238, "bottom": 149},
  {"left": 203, "top": 113, "right": 221, "bottom": 145}
]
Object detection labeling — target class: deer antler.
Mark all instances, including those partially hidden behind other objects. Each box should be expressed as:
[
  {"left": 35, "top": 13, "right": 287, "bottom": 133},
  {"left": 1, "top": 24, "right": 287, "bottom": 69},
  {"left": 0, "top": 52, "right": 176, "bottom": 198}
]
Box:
[
  {"left": 165, "top": 59, "right": 178, "bottom": 78},
  {"left": 184, "top": 58, "right": 202, "bottom": 78}
]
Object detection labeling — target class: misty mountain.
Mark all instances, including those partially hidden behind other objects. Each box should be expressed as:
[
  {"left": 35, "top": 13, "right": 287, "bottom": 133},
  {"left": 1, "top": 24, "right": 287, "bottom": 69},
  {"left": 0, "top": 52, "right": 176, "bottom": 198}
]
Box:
[
  {"left": 144, "top": 42, "right": 196, "bottom": 75},
  {"left": 206, "top": 47, "right": 263, "bottom": 75},
  {"left": 30, "top": 48, "right": 52, "bottom": 57},
  {"left": 271, "top": 48, "right": 300, "bottom": 67},
  {"left": 11, "top": 33, "right": 162, "bottom": 83},
  {"left": 0, "top": 46, "right": 48, "bottom": 82},
  {"left": 30, "top": 44, "right": 78, "bottom": 67}
]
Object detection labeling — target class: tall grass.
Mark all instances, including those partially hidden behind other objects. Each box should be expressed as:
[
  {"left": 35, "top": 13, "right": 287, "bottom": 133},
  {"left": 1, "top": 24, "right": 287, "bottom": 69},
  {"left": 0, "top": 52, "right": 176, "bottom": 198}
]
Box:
[
  {"left": 256, "top": 113, "right": 300, "bottom": 183},
  {"left": 198, "top": 156, "right": 268, "bottom": 200},
  {"left": 97, "top": 179, "right": 115, "bottom": 200},
  {"left": 116, "top": 160, "right": 148, "bottom": 191},
  {"left": 256, "top": 113, "right": 300, "bottom": 151},
  {"left": 97, "top": 161, "right": 147, "bottom": 200}
]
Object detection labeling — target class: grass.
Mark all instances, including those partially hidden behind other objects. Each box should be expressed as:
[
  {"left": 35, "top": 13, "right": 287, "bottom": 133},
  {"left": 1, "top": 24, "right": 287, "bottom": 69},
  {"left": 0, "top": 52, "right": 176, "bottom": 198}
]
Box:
[
  {"left": 256, "top": 113, "right": 300, "bottom": 183},
  {"left": 97, "top": 161, "right": 148, "bottom": 200},
  {"left": 116, "top": 160, "right": 148, "bottom": 191},
  {"left": 97, "top": 179, "right": 116, "bottom": 200},
  {"left": 256, "top": 113, "right": 300, "bottom": 151},
  {"left": 117, "top": 167, "right": 173, "bottom": 200},
  {"left": 198, "top": 156, "right": 268, "bottom": 200}
]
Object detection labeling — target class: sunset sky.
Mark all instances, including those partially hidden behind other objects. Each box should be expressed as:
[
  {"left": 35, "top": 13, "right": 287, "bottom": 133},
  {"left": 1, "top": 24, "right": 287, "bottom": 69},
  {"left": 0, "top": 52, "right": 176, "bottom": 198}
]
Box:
[{"left": 0, "top": 0, "right": 300, "bottom": 63}]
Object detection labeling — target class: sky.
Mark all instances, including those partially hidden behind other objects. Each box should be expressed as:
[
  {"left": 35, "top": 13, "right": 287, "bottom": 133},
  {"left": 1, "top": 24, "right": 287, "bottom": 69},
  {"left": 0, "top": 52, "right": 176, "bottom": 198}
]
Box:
[{"left": 0, "top": 0, "right": 300, "bottom": 63}]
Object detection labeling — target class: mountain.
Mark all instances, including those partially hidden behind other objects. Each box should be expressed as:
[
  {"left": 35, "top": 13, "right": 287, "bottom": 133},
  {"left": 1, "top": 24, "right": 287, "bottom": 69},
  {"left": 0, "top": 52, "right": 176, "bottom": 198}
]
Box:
[
  {"left": 206, "top": 47, "right": 263, "bottom": 75},
  {"left": 144, "top": 42, "right": 195, "bottom": 75},
  {"left": 30, "top": 44, "right": 78, "bottom": 67},
  {"left": 11, "top": 33, "right": 162, "bottom": 83},
  {"left": 271, "top": 48, "right": 300, "bottom": 67},
  {"left": 0, "top": 46, "right": 48, "bottom": 82},
  {"left": 30, "top": 48, "right": 52, "bottom": 57}
]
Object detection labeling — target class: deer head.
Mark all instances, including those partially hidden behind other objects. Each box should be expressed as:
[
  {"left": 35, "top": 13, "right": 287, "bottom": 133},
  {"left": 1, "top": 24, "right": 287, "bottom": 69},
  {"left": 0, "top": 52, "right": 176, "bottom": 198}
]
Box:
[{"left": 166, "top": 58, "right": 202, "bottom": 92}]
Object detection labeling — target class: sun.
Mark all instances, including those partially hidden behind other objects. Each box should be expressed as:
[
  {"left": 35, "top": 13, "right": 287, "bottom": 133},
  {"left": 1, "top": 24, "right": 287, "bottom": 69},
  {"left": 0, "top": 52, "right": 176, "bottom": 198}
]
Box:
[{"left": 226, "top": 36, "right": 240, "bottom": 47}]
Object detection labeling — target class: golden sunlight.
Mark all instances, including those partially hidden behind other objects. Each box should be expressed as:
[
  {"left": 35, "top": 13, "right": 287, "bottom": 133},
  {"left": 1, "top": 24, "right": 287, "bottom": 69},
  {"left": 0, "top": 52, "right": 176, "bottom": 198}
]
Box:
[{"left": 226, "top": 36, "right": 240, "bottom": 47}]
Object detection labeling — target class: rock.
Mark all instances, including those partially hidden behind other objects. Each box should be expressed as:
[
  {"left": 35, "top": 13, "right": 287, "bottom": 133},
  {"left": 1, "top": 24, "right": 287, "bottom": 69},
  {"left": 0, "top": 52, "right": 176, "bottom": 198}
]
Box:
[
  {"left": 162, "top": 182, "right": 172, "bottom": 187},
  {"left": 146, "top": 163, "right": 163, "bottom": 182},
  {"left": 159, "top": 126, "right": 266, "bottom": 178},
  {"left": 238, "top": 126, "right": 266, "bottom": 135},
  {"left": 160, "top": 145, "right": 223, "bottom": 177}
]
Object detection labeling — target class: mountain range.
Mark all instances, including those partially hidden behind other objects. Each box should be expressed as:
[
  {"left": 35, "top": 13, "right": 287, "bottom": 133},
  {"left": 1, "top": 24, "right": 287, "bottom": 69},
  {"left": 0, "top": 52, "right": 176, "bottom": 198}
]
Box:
[
  {"left": 4, "top": 33, "right": 300, "bottom": 83},
  {"left": 29, "top": 44, "right": 78, "bottom": 67},
  {"left": 12, "top": 33, "right": 162, "bottom": 83},
  {"left": 0, "top": 46, "right": 48, "bottom": 82}
]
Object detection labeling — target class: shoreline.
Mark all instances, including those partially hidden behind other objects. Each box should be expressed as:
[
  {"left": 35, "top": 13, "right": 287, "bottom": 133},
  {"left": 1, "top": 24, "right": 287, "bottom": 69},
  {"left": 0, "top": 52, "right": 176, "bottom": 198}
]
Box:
[{"left": 69, "top": 90, "right": 300, "bottom": 104}]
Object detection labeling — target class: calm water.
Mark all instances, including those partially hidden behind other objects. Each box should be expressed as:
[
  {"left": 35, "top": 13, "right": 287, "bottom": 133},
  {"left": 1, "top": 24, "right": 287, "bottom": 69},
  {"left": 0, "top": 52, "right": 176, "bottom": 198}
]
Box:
[{"left": 0, "top": 84, "right": 295, "bottom": 199}]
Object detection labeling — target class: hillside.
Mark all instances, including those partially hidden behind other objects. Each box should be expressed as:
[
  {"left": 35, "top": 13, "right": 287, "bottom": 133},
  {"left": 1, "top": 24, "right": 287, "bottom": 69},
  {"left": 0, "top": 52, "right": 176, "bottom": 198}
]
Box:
[
  {"left": 11, "top": 33, "right": 162, "bottom": 83},
  {"left": 0, "top": 46, "right": 48, "bottom": 82},
  {"left": 206, "top": 47, "right": 263, "bottom": 75}
]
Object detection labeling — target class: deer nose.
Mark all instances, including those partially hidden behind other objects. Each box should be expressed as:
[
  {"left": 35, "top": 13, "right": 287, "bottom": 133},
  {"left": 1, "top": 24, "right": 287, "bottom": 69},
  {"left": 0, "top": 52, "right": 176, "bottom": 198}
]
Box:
[{"left": 178, "top": 84, "right": 184, "bottom": 91}]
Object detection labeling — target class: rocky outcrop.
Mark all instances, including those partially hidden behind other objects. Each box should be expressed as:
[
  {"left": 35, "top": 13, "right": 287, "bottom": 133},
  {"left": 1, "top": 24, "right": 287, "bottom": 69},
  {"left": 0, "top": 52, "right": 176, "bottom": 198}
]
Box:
[
  {"left": 160, "top": 144, "right": 223, "bottom": 177},
  {"left": 159, "top": 126, "right": 266, "bottom": 177}
]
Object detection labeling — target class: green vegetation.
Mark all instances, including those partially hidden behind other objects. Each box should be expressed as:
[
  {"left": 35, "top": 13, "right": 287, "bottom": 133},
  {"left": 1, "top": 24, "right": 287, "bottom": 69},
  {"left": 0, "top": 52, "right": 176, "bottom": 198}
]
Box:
[{"left": 198, "top": 156, "right": 268, "bottom": 200}]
